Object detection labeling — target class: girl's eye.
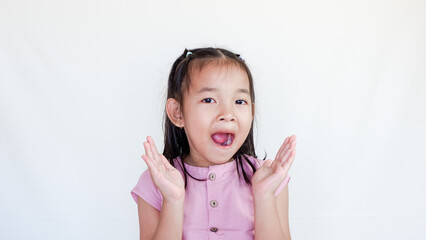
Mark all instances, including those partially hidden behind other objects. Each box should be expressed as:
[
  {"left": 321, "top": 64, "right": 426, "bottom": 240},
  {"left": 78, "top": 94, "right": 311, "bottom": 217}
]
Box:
[
  {"left": 202, "top": 98, "right": 216, "bottom": 103},
  {"left": 236, "top": 99, "right": 247, "bottom": 105}
]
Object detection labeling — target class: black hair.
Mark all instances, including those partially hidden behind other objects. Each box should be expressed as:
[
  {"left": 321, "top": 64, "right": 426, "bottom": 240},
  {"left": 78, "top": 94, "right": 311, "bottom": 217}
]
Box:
[{"left": 162, "top": 47, "right": 265, "bottom": 188}]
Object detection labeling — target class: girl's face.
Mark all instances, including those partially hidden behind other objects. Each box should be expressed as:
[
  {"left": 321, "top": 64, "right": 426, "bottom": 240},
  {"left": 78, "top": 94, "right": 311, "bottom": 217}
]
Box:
[{"left": 181, "top": 63, "right": 254, "bottom": 167}]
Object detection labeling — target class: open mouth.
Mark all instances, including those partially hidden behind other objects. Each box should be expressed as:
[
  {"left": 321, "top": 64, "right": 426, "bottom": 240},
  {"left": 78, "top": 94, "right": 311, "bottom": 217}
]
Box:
[{"left": 211, "top": 133, "right": 235, "bottom": 146}]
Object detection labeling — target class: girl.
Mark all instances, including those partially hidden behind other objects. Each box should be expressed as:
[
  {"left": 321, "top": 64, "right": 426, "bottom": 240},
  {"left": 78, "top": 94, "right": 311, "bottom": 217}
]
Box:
[{"left": 131, "top": 47, "right": 297, "bottom": 240}]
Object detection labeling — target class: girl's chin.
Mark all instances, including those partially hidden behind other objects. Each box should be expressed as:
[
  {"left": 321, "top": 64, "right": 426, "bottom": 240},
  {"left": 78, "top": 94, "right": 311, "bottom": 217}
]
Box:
[
  {"left": 211, "top": 138, "right": 246, "bottom": 159},
  {"left": 209, "top": 148, "right": 239, "bottom": 164},
  {"left": 185, "top": 151, "right": 235, "bottom": 167}
]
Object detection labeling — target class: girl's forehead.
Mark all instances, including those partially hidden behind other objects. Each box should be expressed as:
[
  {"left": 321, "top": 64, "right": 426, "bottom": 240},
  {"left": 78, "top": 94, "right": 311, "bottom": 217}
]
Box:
[{"left": 188, "top": 63, "right": 250, "bottom": 90}]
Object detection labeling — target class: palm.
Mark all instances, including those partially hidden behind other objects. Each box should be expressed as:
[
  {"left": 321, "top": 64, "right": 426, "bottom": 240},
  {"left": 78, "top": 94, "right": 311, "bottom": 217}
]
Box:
[
  {"left": 142, "top": 136, "right": 185, "bottom": 202},
  {"left": 252, "top": 160, "right": 286, "bottom": 195},
  {"left": 252, "top": 135, "right": 297, "bottom": 196}
]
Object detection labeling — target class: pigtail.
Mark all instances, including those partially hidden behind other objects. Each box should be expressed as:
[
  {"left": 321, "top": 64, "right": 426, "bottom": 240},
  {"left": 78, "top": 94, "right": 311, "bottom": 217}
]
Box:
[{"left": 163, "top": 49, "right": 191, "bottom": 161}]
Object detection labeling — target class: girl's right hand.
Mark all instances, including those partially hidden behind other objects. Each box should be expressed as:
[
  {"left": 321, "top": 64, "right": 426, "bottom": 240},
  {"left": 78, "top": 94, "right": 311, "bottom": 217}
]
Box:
[{"left": 142, "top": 136, "right": 185, "bottom": 202}]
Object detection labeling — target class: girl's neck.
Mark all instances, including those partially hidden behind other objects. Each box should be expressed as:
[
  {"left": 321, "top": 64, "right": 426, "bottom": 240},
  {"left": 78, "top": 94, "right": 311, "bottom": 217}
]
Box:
[{"left": 183, "top": 154, "right": 235, "bottom": 168}]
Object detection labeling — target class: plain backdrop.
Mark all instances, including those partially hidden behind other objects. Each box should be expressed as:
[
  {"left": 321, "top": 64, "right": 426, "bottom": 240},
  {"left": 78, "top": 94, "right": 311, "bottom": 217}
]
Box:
[{"left": 1, "top": 0, "right": 425, "bottom": 239}]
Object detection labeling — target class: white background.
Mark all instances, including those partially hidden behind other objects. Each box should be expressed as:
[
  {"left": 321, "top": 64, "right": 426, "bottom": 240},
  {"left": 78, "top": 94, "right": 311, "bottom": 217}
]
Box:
[{"left": 1, "top": 0, "right": 425, "bottom": 239}]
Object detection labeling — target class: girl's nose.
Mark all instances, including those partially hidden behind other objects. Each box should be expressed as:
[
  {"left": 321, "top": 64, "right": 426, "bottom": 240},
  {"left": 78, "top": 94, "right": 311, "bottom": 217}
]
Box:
[
  {"left": 218, "top": 110, "right": 236, "bottom": 122},
  {"left": 218, "top": 114, "right": 235, "bottom": 122},
  {"left": 217, "top": 103, "right": 236, "bottom": 122}
]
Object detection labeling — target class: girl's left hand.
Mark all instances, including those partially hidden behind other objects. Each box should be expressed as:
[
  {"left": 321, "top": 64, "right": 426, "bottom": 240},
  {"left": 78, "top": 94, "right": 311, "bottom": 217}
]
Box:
[{"left": 252, "top": 135, "right": 297, "bottom": 198}]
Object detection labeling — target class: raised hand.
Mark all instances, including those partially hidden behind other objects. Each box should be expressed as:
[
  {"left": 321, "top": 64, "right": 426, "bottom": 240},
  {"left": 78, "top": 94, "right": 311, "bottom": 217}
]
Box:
[
  {"left": 142, "top": 136, "right": 185, "bottom": 202},
  {"left": 252, "top": 135, "right": 297, "bottom": 198}
]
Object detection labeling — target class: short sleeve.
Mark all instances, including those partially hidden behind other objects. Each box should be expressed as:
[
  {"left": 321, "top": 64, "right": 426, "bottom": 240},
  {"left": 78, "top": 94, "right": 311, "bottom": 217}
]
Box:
[{"left": 131, "top": 169, "right": 163, "bottom": 211}]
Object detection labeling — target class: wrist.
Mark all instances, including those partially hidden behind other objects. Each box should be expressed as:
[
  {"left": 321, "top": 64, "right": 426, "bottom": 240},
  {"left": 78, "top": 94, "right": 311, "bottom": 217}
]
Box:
[
  {"left": 252, "top": 186, "right": 275, "bottom": 200},
  {"left": 253, "top": 191, "right": 276, "bottom": 204},
  {"left": 163, "top": 194, "right": 185, "bottom": 207},
  {"left": 161, "top": 188, "right": 185, "bottom": 202}
]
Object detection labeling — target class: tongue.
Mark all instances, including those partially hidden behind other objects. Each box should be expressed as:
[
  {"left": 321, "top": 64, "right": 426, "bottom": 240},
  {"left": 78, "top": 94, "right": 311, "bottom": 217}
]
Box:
[{"left": 211, "top": 133, "right": 229, "bottom": 144}]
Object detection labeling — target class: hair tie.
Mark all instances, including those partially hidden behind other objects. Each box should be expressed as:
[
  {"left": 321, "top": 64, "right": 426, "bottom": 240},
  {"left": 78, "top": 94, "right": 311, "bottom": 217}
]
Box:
[
  {"left": 237, "top": 54, "right": 245, "bottom": 62},
  {"left": 186, "top": 51, "right": 193, "bottom": 57}
]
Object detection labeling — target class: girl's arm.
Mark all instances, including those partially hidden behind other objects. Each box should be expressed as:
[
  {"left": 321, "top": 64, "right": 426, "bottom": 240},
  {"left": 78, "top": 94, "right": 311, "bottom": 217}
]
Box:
[
  {"left": 253, "top": 190, "right": 290, "bottom": 240},
  {"left": 138, "top": 136, "right": 186, "bottom": 240},
  {"left": 137, "top": 196, "right": 184, "bottom": 240},
  {"left": 276, "top": 184, "right": 291, "bottom": 236},
  {"left": 252, "top": 135, "right": 296, "bottom": 240}
]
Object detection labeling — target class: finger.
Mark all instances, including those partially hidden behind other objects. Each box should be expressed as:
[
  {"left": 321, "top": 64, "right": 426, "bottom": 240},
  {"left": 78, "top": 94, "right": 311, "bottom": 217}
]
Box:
[
  {"left": 279, "top": 135, "right": 296, "bottom": 155},
  {"left": 146, "top": 137, "right": 159, "bottom": 163},
  {"left": 275, "top": 138, "right": 288, "bottom": 162},
  {"left": 263, "top": 159, "right": 273, "bottom": 168},
  {"left": 276, "top": 137, "right": 289, "bottom": 159},
  {"left": 144, "top": 150, "right": 166, "bottom": 174},
  {"left": 143, "top": 141, "right": 153, "bottom": 159},
  {"left": 143, "top": 141, "right": 159, "bottom": 165},
  {"left": 278, "top": 136, "right": 297, "bottom": 162},
  {"left": 147, "top": 136, "right": 161, "bottom": 161},
  {"left": 283, "top": 152, "right": 296, "bottom": 172},
  {"left": 290, "top": 137, "right": 297, "bottom": 150},
  {"left": 280, "top": 147, "right": 294, "bottom": 165},
  {"left": 272, "top": 161, "right": 285, "bottom": 176},
  {"left": 281, "top": 149, "right": 296, "bottom": 174},
  {"left": 160, "top": 155, "right": 174, "bottom": 171},
  {"left": 142, "top": 154, "right": 159, "bottom": 176},
  {"left": 277, "top": 139, "right": 292, "bottom": 162},
  {"left": 271, "top": 159, "right": 280, "bottom": 170}
]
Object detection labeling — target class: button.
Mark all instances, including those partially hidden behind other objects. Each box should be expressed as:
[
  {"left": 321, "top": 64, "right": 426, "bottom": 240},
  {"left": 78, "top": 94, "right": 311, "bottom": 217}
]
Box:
[
  {"left": 210, "top": 227, "right": 218, "bottom": 232},
  {"left": 210, "top": 200, "right": 218, "bottom": 208},
  {"left": 209, "top": 173, "right": 216, "bottom": 181}
]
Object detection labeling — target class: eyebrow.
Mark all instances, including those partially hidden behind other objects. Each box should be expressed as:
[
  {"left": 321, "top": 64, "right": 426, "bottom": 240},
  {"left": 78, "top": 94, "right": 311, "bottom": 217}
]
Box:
[{"left": 197, "top": 87, "right": 250, "bottom": 95}]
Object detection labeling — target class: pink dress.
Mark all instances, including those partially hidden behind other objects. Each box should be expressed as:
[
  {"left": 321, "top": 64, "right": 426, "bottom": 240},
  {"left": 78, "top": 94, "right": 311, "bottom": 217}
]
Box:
[{"left": 131, "top": 154, "right": 290, "bottom": 240}]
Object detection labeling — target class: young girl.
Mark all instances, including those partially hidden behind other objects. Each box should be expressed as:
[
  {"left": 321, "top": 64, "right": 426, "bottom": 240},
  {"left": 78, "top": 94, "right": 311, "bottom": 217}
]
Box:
[{"left": 131, "top": 47, "right": 297, "bottom": 240}]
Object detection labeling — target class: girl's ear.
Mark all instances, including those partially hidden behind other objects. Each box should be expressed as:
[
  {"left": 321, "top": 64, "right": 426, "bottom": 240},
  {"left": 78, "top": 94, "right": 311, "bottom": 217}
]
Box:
[{"left": 166, "top": 98, "right": 185, "bottom": 128}]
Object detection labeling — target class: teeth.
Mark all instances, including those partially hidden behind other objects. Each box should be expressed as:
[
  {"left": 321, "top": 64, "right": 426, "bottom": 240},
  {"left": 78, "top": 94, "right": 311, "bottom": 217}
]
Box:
[{"left": 221, "top": 134, "right": 232, "bottom": 146}]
